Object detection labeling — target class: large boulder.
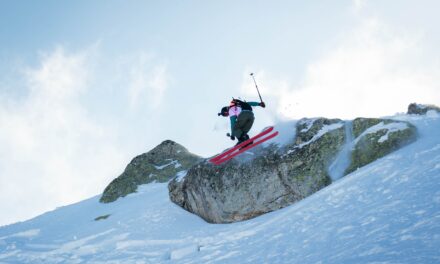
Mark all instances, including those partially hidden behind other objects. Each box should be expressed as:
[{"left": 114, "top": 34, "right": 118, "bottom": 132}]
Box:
[
  {"left": 345, "top": 118, "right": 417, "bottom": 174},
  {"left": 168, "top": 118, "right": 346, "bottom": 223},
  {"left": 407, "top": 103, "right": 440, "bottom": 115},
  {"left": 100, "top": 140, "right": 202, "bottom": 203}
]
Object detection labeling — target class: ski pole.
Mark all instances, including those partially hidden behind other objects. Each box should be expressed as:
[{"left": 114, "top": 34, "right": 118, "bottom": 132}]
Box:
[{"left": 250, "top": 73, "right": 263, "bottom": 103}]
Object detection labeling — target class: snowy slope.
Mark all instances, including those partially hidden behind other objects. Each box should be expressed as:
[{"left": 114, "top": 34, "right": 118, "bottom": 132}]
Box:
[{"left": 1, "top": 113, "right": 439, "bottom": 264}]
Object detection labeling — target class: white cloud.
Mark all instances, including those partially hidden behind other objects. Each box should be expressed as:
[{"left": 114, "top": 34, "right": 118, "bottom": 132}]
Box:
[
  {"left": 353, "top": 0, "right": 368, "bottom": 13},
  {"left": 296, "top": 19, "right": 439, "bottom": 119},
  {"left": 0, "top": 47, "right": 125, "bottom": 226},
  {"left": 245, "top": 17, "right": 440, "bottom": 120},
  {"left": 26, "top": 48, "right": 88, "bottom": 100},
  {"left": 127, "top": 53, "right": 168, "bottom": 111}
]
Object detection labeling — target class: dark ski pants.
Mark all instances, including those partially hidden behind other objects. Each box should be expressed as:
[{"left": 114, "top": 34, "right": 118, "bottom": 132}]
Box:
[{"left": 233, "top": 111, "right": 255, "bottom": 140}]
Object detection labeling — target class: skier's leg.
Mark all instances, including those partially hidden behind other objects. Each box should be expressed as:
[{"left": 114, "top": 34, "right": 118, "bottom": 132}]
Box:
[
  {"left": 241, "top": 112, "right": 255, "bottom": 136},
  {"left": 233, "top": 115, "right": 246, "bottom": 140},
  {"left": 233, "top": 117, "right": 247, "bottom": 142},
  {"left": 234, "top": 111, "right": 254, "bottom": 143}
]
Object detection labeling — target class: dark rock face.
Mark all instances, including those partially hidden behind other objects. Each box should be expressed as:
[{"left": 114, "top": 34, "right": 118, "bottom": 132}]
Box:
[
  {"left": 407, "top": 103, "right": 440, "bottom": 115},
  {"left": 169, "top": 118, "right": 346, "bottom": 223},
  {"left": 345, "top": 118, "right": 417, "bottom": 174},
  {"left": 100, "top": 140, "right": 202, "bottom": 203}
]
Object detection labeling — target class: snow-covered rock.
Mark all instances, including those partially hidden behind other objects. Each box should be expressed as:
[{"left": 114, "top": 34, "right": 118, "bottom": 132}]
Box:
[
  {"left": 168, "top": 118, "right": 346, "bottom": 223},
  {"left": 407, "top": 103, "right": 440, "bottom": 115},
  {"left": 169, "top": 115, "right": 418, "bottom": 223},
  {"left": 346, "top": 118, "right": 417, "bottom": 174},
  {"left": 100, "top": 140, "right": 202, "bottom": 203}
]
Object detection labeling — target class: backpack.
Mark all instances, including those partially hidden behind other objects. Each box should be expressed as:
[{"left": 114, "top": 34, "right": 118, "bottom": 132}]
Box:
[{"left": 233, "top": 99, "right": 252, "bottom": 111}]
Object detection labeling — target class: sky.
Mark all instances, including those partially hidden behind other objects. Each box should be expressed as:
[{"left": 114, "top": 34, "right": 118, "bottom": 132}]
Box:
[{"left": 0, "top": 0, "right": 439, "bottom": 226}]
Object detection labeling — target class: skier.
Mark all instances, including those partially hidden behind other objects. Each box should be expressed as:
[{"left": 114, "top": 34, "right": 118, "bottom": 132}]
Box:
[{"left": 218, "top": 99, "right": 266, "bottom": 144}]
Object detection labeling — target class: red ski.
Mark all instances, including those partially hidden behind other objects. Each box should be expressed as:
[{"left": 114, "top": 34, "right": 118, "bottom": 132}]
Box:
[
  {"left": 210, "top": 126, "right": 274, "bottom": 164},
  {"left": 209, "top": 127, "right": 279, "bottom": 165}
]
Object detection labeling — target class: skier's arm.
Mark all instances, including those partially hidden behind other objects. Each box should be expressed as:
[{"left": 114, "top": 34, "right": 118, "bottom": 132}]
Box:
[{"left": 248, "top": 101, "right": 266, "bottom": 108}]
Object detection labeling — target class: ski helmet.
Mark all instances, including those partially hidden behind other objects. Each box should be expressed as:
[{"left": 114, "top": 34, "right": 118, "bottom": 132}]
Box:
[{"left": 218, "top": 106, "right": 229, "bottom": 117}]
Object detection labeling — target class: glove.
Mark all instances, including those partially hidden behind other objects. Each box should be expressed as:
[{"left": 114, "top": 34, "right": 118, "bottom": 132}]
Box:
[{"left": 259, "top": 102, "right": 266, "bottom": 108}]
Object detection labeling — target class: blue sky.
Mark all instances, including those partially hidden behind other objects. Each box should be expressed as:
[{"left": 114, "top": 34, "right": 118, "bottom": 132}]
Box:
[{"left": 1, "top": 0, "right": 439, "bottom": 226}]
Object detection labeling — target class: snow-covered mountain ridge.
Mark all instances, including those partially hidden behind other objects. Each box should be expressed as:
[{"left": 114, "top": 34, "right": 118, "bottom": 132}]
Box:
[{"left": 1, "top": 110, "right": 439, "bottom": 263}]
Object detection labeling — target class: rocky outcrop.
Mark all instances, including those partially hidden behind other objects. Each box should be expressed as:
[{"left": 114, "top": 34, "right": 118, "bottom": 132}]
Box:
[
  {"left": 100, "top": 105, "right": 420, "bottom": 223},
  {"left": 100, "top": 140, "right": 202, "bottom": 203},
  {"left": 168, "top": 118, "right": 346, "bottom": 223},
  {"left": 407, "top": 103, "right": 440, "bottom": 115},
  {"left": 168, "top": 114, "right": 419, "bottom": 223},
  {"left": 345, "top": 118, "right": 417, "bottom": 174}
]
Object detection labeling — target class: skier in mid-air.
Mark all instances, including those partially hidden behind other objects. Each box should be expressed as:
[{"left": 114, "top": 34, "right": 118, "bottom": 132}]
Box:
[
  {"left": 218, "top": 98, "right": 266, "bottom": 145},
  {"left": 210, "top": 73, "right": 278, "bottom": 165}
]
